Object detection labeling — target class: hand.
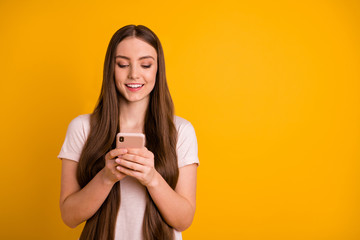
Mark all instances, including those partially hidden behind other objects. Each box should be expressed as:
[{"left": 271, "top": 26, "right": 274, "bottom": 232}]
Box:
[
  {"left": 115, "top": 147, "right": 157, "bottom": 187},
  {"left": 102, "top": 148, "right": 128, "bottom": 185}
]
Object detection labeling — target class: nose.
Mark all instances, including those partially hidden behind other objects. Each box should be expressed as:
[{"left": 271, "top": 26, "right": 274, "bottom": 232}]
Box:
[{"left": 128, "top": 64, "right": 139, "bottom": 80}]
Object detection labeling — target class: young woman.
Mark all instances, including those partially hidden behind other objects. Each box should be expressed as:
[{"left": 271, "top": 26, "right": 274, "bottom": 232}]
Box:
[{"left": 57, "top": 25, "right": 199, "bottom": 240}]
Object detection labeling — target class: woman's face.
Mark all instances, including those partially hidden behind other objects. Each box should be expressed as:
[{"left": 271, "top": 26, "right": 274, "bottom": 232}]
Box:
[{"left": 114, "top": 37, "right": 158, "bottom": 104}]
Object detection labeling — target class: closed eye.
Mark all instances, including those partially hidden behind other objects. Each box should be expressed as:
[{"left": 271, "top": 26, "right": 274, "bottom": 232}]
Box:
[{"left": 117, "top": 64, "right": 151, "bottom": 69}]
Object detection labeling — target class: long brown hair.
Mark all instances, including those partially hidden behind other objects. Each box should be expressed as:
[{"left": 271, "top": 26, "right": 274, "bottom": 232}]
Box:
[{"left": 76, "top": 25, "right": 179, "bottom": 239}]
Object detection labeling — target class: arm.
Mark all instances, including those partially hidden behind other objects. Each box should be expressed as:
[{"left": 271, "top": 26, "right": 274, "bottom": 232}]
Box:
[
  {"left": 116, "top": 148, "right": 198, "bottom": 231},
  {"left": 147, "top": 163, "right": 197, "bottom": 232},
  {"left": 59, "top": 148, "right": 128, "bottom": 228}
]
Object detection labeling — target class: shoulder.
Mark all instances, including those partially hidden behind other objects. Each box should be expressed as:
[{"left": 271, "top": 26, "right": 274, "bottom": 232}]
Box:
[
  {"left": 65, "top": 114, "right": 91, "bottom": 142},
  {"left": 173, "top": 115, "right": 197, "bottom": 144},
  {"left": 68, "top": 114, "right": 91, "bottom": 132},
  {"left": 174, "top": 115, "right": 195, "bottom": 133},
  {"left": 58, "top": 114, "right": 91, "bottom": 162},
  {"left": 69, "top": 114, "right": 90, "bottom": 126},
  {"left": 173, "top": 115, "right": 199, "bottom": 168}
]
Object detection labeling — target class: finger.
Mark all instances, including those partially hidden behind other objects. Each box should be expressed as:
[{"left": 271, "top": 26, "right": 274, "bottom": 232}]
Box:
[
  {"left": 139, "top": 147, "right": 154, "bottom": 159},
  {"left": 116, "top": 165, "right": 140, "bottom": 177},
  {"left": 107, "top": 148, "right": 128, "bottom": 160},
  {"left": 105, "top": 158, "right": 118, "bottom": 170},
  {"left": 120, "top": 154, "right": 147, "bottom": 165},
  {"left": 126, "top": 147, "right": 147, "bottom": 155},
  {"left": 145, "top": 149, "right": 154, "bottom": 159},
  {"left": 126, "top": 148, "right": 140, "bottom": 155},
  {"left": 128, "top": 147, "right": 154, "bottom": 159},
  {"left": 111, "top": 167, "right": 126, "bottom": 179},
  {"left": 117, "top": 159, "right": 145, "bottom": 172}
]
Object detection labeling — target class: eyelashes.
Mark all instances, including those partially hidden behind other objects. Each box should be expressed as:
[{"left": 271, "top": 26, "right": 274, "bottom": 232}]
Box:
[{"left": 117, "top": 64, "right": 152, "bottom": 69}]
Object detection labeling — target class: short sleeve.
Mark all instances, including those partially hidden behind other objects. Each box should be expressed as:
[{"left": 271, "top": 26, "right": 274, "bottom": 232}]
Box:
[
  {"left": 176, "top": 117, "right": 200, "bottom": 168},
  {"left": 57, "top": 114, "right": 90, "bottom": 162}
]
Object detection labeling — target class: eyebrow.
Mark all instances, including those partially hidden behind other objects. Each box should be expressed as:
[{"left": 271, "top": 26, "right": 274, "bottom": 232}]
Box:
[{"left": 115, "top": 55, "right": 155, "bottom": 60}]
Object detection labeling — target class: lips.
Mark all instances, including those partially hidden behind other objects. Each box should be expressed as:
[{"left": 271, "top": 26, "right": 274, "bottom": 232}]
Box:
[{"left": 125, "top": 83, "right": 144, "bottom": 92}]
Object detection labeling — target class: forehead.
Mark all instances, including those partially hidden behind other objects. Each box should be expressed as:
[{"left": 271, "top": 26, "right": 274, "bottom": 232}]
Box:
[{"left": 115, "top": 37, "right": 157, "bottom": 59}]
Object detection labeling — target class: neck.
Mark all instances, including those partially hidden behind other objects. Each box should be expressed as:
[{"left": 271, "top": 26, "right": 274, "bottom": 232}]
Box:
[{"left": 119, "top": 96, "right": 149, "bottom": 132}]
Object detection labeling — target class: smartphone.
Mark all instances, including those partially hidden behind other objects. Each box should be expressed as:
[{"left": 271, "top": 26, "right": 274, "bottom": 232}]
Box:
[{"left": 116, "top": 133, "right": 146, "bottom": 149}]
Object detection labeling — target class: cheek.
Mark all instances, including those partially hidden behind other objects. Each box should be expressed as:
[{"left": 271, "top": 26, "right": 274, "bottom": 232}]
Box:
[
  {"left": 114, "top": 70, "right": 120, "bottom": 81},
  {"left": 147, "top": 72, "right": 156, "bottom": 82},
  {"left": 114, "top": 70, "right": 127, "bottom": 83},
  {"left": 144, "top": 70, "right": 156, "bottom": 90},
  {"left": 147, "top": 67, "right": 157, "bottom": 82}
]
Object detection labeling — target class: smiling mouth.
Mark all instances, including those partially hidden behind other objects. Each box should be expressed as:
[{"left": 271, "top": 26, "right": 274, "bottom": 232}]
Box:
[
  {"left": 125, "top": 84, "right": 144, "bottom": 88},
  {"left": 125, "top": 84, "right": 144, "bottom": 92}
]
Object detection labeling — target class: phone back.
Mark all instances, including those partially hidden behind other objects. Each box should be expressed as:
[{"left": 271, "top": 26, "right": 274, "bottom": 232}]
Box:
[{"left": 116, "top": 133, "right": 145, "bottom": 149}]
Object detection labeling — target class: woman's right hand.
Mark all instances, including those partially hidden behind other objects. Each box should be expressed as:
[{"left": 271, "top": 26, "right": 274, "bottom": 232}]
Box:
[
  {"left": 102, "top": 148, "right": 129, "bottom": 185},
  {"left": 60, "top": 149, "right": 129, "bottom": 227}
]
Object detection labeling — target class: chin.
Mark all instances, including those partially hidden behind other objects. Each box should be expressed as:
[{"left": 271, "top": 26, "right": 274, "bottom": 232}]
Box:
[{"left": 126, "top": 96, "right": 150, "bottom": 103}]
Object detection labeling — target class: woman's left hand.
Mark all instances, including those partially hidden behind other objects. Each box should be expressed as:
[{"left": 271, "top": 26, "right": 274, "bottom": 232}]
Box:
[{"left": 115, "top": 147, "right": 157, "bottom": 187}]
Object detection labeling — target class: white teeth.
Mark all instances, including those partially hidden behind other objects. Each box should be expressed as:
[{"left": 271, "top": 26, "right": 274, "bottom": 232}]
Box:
[{"left": 126, "top": 84, "right": 143, "bottom": 88}]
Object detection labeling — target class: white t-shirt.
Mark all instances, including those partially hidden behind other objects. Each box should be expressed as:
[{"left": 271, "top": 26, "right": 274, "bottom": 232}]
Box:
[{"left": 58, "top": 114, "right": 199, "bottom": 240}]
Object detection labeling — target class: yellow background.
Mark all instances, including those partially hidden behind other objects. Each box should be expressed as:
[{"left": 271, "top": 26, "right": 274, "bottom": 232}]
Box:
[{"left": 0, "top": 0, "right": 359, "bottom": 239}]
